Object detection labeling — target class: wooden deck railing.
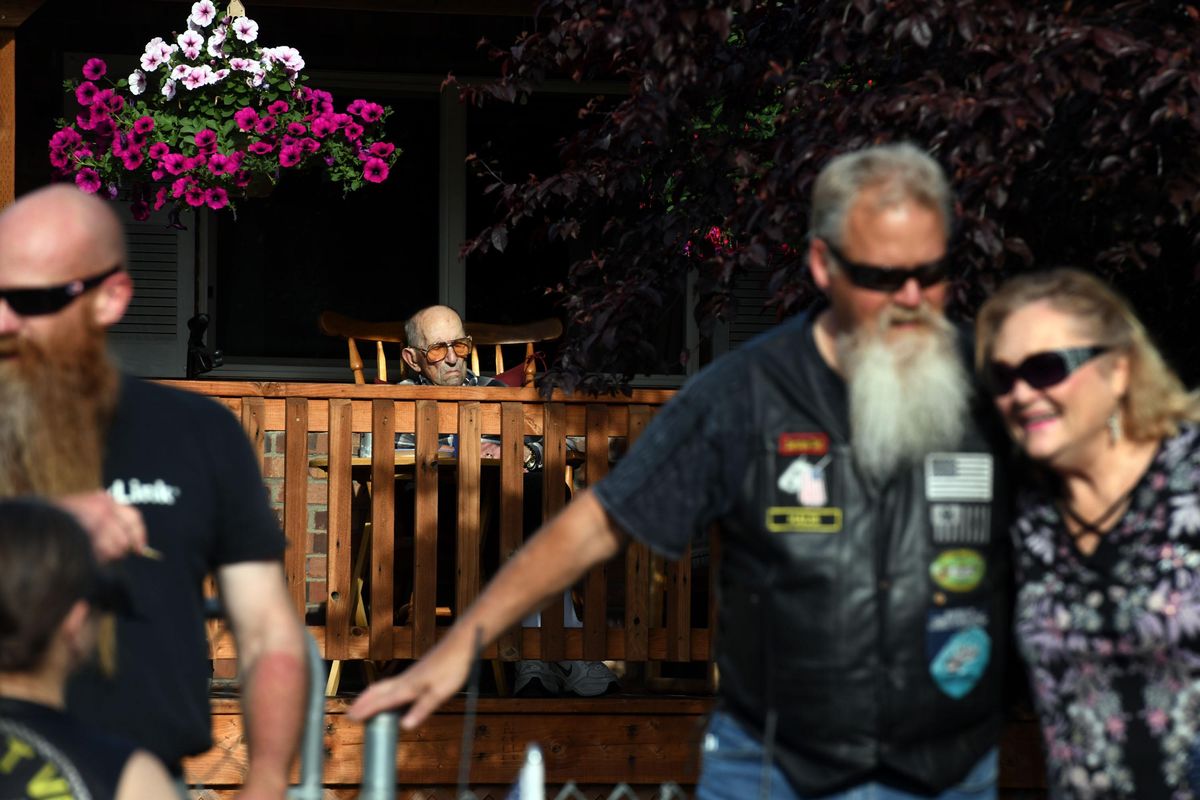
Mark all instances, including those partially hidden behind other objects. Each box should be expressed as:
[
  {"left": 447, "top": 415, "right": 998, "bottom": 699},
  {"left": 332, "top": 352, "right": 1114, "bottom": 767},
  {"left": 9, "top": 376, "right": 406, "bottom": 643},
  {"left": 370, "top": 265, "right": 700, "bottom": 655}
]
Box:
[{"left": 163, "top": 381, "right": 713, "bottom": 667}]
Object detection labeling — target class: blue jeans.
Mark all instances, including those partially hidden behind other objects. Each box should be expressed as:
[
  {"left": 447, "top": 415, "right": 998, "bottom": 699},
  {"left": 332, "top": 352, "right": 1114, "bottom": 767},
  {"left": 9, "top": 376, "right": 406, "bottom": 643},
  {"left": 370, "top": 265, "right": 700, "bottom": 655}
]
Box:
[{"left": 697, "top": 711, "right": 997, "bottom": 800}]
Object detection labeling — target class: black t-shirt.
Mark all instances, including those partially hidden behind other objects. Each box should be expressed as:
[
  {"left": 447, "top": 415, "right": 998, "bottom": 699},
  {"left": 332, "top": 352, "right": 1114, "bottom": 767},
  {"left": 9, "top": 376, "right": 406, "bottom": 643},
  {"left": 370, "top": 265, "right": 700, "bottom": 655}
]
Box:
[
  {"left": 595, "top": 313, "right": 846, "bottom": 558},
  {"left": 66, "top": 376, "right": 285, "bottom": 770},
  {"left": 0, "top": 697, "right": 134, "bottom": 800}
]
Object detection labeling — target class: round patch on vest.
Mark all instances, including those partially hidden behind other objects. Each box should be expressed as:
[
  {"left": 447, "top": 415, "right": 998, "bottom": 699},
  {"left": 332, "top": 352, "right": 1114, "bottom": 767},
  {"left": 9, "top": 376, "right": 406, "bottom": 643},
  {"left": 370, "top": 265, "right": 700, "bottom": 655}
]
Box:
[
  {"left": 929, "top": 548, "right": 985, "bottom": 593},
  {"left": 928, "top": 622, "right": 991, "bottom": 699}
]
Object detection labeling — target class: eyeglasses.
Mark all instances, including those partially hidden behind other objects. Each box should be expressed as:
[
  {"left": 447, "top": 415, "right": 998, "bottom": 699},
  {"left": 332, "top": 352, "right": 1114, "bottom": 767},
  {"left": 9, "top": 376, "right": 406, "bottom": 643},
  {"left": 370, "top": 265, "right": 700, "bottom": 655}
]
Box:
[
  {"left": 414, "top": 336, "right": 473, "bottom": 364},
  {"left": 822, "top": 241, "right": 948, "bottom": 292},
  {"left": 984, "top": 346, "right": 1111, "bottom": 396},
  {"left": 0, "top": 265, "right": 122, "bottom": 317}
]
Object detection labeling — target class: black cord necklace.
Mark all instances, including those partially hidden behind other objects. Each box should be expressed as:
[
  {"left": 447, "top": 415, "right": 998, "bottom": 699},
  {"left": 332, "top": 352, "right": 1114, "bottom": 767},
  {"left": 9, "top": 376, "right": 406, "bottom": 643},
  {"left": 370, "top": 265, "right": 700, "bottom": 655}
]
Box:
[{"left": 1059, "top": 486, "right": 1136, "bottom": 538}]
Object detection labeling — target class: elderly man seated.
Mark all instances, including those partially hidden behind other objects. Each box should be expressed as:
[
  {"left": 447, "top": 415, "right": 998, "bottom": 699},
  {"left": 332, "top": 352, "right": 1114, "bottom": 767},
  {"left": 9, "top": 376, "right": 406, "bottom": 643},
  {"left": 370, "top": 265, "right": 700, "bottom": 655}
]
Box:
[{"left": 395, "top": 305, "right": 616, "bottom": 697}]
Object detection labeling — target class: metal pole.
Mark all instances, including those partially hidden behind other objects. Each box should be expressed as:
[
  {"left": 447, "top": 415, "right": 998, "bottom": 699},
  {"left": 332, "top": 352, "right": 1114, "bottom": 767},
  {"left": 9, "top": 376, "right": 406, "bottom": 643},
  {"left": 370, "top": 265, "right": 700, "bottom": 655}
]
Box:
[
  {"left": 359, "top": 713, "right": 399, "bottom": 800},
  {"left": 286, "top": 632, "right": 327, "bottom": 799}
]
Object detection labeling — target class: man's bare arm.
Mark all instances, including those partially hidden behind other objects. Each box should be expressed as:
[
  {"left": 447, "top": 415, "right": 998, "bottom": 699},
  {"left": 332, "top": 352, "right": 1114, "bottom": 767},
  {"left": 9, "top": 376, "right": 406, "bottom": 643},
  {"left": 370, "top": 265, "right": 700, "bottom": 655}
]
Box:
[
  {"left": 57, "top": 491, "right": 147, "bottom": 563},
  {"left": 218, "top": 561, "right": 308, "bottom": 799},
  {"left": 348, "top": 490, "right": 625, "bottom": 728}
]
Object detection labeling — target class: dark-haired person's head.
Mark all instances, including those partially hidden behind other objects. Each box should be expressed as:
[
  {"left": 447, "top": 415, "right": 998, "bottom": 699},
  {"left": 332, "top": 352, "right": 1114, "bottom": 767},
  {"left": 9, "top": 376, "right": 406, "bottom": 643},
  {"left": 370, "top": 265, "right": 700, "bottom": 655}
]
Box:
[{"left": 0, "top": 498, "right": 102, "bottom": 676}]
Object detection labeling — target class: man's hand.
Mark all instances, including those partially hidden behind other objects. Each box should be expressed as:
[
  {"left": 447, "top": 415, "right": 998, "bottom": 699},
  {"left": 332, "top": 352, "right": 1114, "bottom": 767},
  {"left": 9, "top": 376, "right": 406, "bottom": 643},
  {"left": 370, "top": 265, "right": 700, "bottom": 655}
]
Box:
[
  {"left": 348, "top": 629, "right": 475, "bottom": 729},
  {"left": 57, "top": 491, "right": 147, "bottom": 563}
]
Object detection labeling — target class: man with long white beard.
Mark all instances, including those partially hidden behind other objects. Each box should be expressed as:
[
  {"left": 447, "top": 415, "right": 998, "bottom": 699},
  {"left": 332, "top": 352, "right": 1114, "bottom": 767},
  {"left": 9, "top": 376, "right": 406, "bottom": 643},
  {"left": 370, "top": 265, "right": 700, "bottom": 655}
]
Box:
[
  {"left": 0, "top": 185, "right": 307, "bottom": 800},
  {"left": 349, "top": 144, "right": 1009, "bottom": 800}
]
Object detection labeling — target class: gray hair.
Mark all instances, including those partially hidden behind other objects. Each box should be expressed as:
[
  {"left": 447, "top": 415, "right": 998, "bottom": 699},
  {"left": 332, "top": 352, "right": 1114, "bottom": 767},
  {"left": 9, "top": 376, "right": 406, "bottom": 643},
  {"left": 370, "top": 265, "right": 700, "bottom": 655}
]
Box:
[{"left": 809, "top": 143, "right": 953, "bottom": 247}]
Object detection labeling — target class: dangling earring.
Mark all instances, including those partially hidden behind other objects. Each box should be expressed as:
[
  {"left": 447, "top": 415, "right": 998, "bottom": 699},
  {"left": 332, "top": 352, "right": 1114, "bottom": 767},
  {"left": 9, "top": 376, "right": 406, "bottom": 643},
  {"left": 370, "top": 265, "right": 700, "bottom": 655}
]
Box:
[{"left": 1108, "top": 411, "right": 1122, "bottom": 445}]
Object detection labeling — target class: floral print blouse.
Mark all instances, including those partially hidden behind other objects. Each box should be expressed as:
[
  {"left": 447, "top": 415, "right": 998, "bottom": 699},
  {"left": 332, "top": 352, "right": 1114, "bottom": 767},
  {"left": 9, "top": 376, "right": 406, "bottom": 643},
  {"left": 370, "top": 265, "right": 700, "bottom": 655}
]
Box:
[{"left": 1014, "top": 425, "right": 1200, "bottom": 799}]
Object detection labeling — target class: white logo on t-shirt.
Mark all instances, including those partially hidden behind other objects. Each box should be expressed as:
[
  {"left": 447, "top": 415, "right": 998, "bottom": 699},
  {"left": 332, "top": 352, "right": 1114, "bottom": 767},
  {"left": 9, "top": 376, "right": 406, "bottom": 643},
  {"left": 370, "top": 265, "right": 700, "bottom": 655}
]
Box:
[{"left": 108, "top": 478, "right": 182, "bottom": 506}]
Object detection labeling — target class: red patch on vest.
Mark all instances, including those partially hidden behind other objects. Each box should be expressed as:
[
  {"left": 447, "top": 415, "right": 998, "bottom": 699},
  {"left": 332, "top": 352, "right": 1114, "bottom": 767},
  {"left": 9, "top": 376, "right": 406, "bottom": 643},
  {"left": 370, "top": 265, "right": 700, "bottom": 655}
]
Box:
[{"left": 777, "top": 432, "right": 829, "bottom": 456}]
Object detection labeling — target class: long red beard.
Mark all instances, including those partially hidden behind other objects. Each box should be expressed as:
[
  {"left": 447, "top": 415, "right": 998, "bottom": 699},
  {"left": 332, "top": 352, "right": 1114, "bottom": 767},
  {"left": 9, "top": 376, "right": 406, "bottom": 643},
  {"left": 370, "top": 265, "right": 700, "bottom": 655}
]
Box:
[{"left": 0, "top": 332, "right": 119, "bottom": 497}]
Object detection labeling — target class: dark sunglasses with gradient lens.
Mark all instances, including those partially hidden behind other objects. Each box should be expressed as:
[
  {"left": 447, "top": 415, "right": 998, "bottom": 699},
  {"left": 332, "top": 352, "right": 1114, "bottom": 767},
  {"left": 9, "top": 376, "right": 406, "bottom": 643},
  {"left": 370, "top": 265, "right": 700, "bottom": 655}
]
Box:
[
  {"left": 984, "top": 346, "right": 1111, "bottom": 397},
  {"left": 822, "top": 240, "right": 949, "bottom": 293},
  {"left": 416, "top": 336, "right": 473, "bottom": 364},
  {"left": 0, "top": 265, "right": 122, "bottom": 317}
]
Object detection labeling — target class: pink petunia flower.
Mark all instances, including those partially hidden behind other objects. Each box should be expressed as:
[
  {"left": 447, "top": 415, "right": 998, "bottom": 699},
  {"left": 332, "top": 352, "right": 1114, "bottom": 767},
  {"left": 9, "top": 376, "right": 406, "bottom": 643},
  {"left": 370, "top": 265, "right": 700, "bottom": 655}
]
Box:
[
  {"left": 49, "top": 128, "right": 82, "bottom": 150},
  {"left": 346, "top": 99, "right": 366, "bottom": 117},
  {"left": 171, "top": 177, "right": 192, "bottom": 198},
  {"left": 194, "top": 129, "right": 218, "bottom": 152},
  {"left": 360, "top": 103, "right": 385, "bottom": 123},
  {"left": 133, "top": 116, "right": 156, "bottom": 135},
  {"left": 343, "top": 123, "right": 364, "bottom": 141},
  {"left": 92, "top": 118, "right": 115, "bottom": 138},
  {"left": 75, "top": 82, "right": 98, "bottom": 106},
  {"left": 82, "top": 58, "right": 106, "bottom": 81},
  {"left": 49, "top": 149, "right": 70, "bottom": 169},
  {"left": 75, "top": 168, "right": 101, "bottom": 194},
  {"left": 123, "top": 150, "right": 145, "bottom": 170},
  {"left": 286, "top": 122, "right": 307, "bottom": 136},
  {"left": 278, "top": 145, "right": 303, "bottom": 168},
  {"left": 162, "top": 153, "right": 188, "bottom": 175},
  {"left": 184, "top": 185, "right": 207, "bottom": 207},
  {"left": 310, "top": 116, "right": 335, "bottom": 138},
  {"left": 368, "top": 141, "right": 395, "bottom": 157},
  {"left": 149, "top": 142, "right": 170, "bottom": 160},
  {"left": 131, "top": 199, "right": 150, "bottom": 222},
  {"left": 208, "top": 153, "right": 235, "bottom": 175},
  {"left": 363, "top": 158, "right": 389, "bottom": 183},
  {"left": 233, "top": 170, "right": 252, "bottom": 188},
  {"left": 153, "top": 186, "right": 169, "bottom": 211},
  {"left": 268, "top": 100, "right": 289, "bottom": 116},
  {"left": 205, "top": 187, "right": 229, "bottom": 210},
  {"left": 105, "top": 94, "right": 125, "bottom": 114},
  {"left": 254, "top": 115, "right": 277, "bottom": 134},
  {"left": 234, "top": 107, "right": 259, "bottom": 131},
  {"left": 151, "top": 168, "right": 166, "bottom": 181},
  {"left": 247, "top": 141, "right": 274, "bottom": 155}
]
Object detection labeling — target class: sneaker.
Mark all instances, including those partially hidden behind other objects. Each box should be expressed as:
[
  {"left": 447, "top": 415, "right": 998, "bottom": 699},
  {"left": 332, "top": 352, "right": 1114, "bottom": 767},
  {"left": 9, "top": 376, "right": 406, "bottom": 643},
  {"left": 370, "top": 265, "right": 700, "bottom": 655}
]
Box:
[
  {"left": 555, "top": 660, "right": 618, "bottom": 697},
  {"left": 513, "top": 660, "right": 562, "bottom": 697}
]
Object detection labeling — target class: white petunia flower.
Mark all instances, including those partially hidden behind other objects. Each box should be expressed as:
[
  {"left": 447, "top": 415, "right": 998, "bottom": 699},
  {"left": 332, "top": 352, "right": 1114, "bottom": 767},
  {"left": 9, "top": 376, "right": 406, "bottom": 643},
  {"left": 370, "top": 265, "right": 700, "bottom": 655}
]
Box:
[
  {"left": 140, "top": 49, "right": 165, "bottom": 72},
  {"left": 229, "top": 57, "right": 258, "bottom": 72},
  {"left": 128, "top": 70, "right": 147, "bottom": 96},
  {"left": 171, "top": 64, "right": 193, "bottom": 81},
  {"left": 178, "top": 30, "right": 203, "bottom": 60},
  {"left": 161, "top": 79, "right": 176, "bottom": 100},
  {"left": 182, "top": 65, "right": 212, "bottom": 90},
  {"left": 232, "top": 17, "right": 259, "bottom": 43},
  {"left": 190, "top": 0, "right": 217, "bottom": 27},
  {"left": 206, "top": 27, "right": 226, "bottom": 58},
  {"left": 210, "top": 68, "right": 230, "bottom": 83},
  {"left": 143, "top": 36, "right": 165, "bottom": 53}
]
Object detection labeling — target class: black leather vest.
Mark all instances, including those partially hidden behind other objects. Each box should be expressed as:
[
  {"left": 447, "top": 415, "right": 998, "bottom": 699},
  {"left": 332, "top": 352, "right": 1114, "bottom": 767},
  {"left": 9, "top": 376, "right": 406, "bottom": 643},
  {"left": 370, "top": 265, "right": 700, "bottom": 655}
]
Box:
[{"left": 715, "top": 312, "right": 1009, "bottom": 796}]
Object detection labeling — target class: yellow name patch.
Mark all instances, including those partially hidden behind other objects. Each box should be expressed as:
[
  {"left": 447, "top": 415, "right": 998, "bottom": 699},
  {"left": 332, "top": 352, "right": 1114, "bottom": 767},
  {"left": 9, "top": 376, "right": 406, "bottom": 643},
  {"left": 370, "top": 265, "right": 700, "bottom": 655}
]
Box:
[{"left": 766, "top": 506, "right": 843, "bottom": 533}]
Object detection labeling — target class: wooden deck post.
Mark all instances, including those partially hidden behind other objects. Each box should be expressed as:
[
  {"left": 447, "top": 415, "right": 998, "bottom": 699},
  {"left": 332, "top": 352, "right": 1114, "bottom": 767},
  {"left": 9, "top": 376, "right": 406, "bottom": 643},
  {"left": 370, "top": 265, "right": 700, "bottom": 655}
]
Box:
[{"left": 0, "top": 1, "right": 47, "bottom": 208}]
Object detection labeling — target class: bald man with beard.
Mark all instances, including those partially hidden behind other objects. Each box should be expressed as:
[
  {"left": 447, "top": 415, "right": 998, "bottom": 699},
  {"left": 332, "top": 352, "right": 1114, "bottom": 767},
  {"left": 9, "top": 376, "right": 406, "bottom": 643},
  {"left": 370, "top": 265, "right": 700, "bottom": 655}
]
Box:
[{"left": 0, "top": 185, "right": 307, "bottom": 800}]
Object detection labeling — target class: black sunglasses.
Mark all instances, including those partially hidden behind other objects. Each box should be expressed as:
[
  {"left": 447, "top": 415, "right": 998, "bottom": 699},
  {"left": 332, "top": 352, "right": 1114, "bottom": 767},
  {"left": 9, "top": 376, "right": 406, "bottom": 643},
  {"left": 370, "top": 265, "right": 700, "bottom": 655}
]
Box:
[
  {"left": 822, "top": 240, "right": 949, "bottom": 292},
  {"left": 0, "top": 265, "right": 122, "bottom": 317},
  {"left": 414, "top": 336, "right": 473, "bottom": 364},
  {"left": 984, "top": 346, "right": 1111, "bottom": 396}
]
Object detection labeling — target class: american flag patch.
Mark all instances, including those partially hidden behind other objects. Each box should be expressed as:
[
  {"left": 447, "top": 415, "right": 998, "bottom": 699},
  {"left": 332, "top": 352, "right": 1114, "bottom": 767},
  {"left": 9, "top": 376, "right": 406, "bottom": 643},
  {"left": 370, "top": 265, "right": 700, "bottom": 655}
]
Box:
[{"left": 924, "top": 453, "right": 993, "bottom": 502}]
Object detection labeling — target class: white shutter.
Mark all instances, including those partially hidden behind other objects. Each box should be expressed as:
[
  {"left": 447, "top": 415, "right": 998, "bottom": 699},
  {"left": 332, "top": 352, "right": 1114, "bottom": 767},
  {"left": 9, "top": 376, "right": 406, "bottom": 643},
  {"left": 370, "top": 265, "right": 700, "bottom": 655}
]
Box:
[{"left": 106, "top": 204, "right": 197, "bottom": 378}]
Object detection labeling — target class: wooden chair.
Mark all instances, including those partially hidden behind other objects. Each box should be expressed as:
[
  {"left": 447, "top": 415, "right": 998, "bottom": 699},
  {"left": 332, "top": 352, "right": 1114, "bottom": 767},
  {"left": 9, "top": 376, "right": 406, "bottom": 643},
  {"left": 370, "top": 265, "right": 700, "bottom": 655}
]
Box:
[
  {"left": 464, "top": 318, "right": 563, "bottom": 387},
  {"left": 318, "top": 310, "right": 406, "bottom": 384}
]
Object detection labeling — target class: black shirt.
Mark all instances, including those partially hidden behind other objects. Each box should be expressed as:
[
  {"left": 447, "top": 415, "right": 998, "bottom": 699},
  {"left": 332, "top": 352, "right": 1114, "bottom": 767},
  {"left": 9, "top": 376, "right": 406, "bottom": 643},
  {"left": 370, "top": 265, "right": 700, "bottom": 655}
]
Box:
[{"left": 66, "top": 376, "right": 285, "bottom": 770}]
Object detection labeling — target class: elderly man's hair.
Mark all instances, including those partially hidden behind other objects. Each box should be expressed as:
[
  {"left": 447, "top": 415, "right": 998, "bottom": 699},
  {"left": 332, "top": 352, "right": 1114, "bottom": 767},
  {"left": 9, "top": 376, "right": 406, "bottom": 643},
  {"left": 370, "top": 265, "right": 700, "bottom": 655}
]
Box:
[
  {"left": 404, "top": 315, "right": 423, "bottom": 350},
  {"left": 0, "top": 498, "right": 99, "bottom": 672},
  {"left": 810, "top": 143, "right": 953, "bottom": 248}
]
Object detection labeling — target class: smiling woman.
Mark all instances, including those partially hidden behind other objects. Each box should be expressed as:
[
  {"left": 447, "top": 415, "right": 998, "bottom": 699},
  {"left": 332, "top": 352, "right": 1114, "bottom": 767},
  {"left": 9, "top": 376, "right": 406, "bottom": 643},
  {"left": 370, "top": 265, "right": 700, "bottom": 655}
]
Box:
[{"left": 975, "top": 268, "right": 1200, "bottom": 799}]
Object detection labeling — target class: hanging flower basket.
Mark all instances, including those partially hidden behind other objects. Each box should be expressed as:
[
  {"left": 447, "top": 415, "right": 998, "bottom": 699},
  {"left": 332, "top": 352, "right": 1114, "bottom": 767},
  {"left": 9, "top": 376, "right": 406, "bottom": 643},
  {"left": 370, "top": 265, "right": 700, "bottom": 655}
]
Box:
[{"left": 49, "top": 0, "right": 400, "bottom": 220}]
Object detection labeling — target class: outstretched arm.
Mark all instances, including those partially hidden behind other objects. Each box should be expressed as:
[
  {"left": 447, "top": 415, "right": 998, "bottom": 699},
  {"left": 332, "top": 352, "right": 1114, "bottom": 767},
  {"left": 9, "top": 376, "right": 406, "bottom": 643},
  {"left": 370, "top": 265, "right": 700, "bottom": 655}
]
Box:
[
  {"left": 218, "top": 561, "right": 308, "bottom": 799},
  {"left": 348, "top": 489, "right": 625, "bottom": 728}
]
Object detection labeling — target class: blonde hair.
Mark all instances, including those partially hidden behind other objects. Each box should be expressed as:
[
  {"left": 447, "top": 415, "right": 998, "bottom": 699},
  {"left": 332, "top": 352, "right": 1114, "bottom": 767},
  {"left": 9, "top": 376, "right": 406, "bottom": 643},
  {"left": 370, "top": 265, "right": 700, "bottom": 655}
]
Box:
[{"left": 975, "top": 268, "right": 1200, "bottom": 441}]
